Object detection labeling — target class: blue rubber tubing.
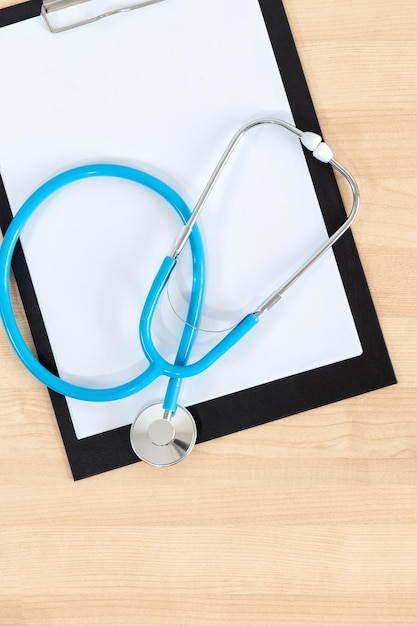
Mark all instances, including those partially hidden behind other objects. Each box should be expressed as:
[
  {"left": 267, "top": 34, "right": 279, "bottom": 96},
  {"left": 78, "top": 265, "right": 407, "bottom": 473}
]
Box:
[{"left": 0, "top": 164, "right": 205, "bottom": 402}]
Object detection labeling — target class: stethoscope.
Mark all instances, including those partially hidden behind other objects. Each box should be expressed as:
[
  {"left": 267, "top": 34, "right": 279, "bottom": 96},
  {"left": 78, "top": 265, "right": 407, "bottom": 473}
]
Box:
[{"left": 0, "top": 118, "right": 359, "bottom": 467}]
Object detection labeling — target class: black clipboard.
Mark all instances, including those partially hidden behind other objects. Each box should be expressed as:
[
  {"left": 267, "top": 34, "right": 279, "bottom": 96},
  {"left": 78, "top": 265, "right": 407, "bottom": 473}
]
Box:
[{"left": 0, "top": 0, "right": 396, "bottom": 479}]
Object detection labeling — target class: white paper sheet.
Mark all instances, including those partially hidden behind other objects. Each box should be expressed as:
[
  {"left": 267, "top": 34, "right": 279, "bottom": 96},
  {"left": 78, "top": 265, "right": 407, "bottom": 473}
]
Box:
[{"left": 0, "top": 0, "right": 362, "bottom": 438}]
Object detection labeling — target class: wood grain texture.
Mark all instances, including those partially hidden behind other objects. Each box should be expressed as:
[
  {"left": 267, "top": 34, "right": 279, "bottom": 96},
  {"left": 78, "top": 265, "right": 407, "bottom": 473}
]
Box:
[{"left": 0, "top": 0, "right": 416, "bottom": 624}]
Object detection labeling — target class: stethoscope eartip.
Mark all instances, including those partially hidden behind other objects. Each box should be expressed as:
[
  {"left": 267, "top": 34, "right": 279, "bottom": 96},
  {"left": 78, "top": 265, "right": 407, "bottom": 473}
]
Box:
[{"left": 130, "top": 403, "right": 197, "bottom": 467}]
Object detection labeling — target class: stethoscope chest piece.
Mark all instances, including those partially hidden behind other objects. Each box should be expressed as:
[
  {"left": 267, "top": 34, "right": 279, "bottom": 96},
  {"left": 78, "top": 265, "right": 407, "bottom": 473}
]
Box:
[{"left": 130, "top": 403, "right": 197, "bottom": 467}]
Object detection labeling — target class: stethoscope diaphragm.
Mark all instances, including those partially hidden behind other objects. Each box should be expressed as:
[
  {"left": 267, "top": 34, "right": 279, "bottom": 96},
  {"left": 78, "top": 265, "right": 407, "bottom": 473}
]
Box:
[{"left": 130, "top": 403, "right": 197, "bottom": 467}]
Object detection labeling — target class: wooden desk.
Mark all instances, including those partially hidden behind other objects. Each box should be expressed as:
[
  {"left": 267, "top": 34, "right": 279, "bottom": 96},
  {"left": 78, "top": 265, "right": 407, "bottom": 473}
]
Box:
[{"left": 0, "top": 1, "right": 416, "bottom": 624}]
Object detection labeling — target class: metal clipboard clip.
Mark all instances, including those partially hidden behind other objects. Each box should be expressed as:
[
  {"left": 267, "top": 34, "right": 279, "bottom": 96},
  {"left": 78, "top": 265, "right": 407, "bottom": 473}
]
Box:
[{"left": 41, "top": 0, "right": 166, "bottom": 33}]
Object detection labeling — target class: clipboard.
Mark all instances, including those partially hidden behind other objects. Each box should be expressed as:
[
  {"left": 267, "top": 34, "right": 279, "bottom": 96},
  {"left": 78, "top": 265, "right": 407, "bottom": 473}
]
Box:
[{"left": 0, "top": 0, "right": 396, "bottom": 479}]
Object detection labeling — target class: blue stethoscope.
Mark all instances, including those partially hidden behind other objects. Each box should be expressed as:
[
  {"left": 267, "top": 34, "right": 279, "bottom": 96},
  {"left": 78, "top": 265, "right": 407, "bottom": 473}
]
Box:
[{"left": 0, "top": 119, "right": 359, "bottom": 466}]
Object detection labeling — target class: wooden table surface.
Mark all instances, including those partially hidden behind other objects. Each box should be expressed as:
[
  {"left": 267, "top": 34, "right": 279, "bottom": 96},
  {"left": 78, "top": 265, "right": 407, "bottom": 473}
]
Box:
[{"left": 0, "top": 1, "right": 416, "bottom": 624}]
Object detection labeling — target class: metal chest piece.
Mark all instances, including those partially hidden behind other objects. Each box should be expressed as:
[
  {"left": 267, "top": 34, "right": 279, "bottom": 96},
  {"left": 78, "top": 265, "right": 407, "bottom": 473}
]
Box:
[{"left": 130, "top": 403, "right": 197, "bottom": 467}]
